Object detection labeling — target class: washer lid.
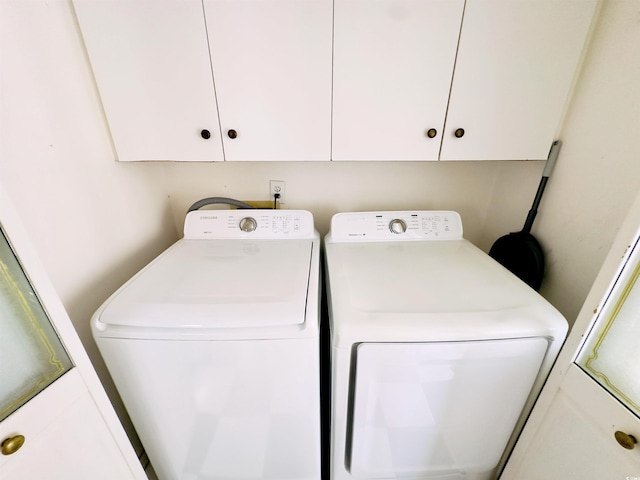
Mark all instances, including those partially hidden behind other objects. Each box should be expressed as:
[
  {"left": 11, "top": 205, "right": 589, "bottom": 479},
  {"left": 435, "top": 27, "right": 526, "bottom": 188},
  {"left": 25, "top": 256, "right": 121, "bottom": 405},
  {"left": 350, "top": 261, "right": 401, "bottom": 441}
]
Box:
[{"left": 96, "top": 238, "right": 313, "bottom": 331}]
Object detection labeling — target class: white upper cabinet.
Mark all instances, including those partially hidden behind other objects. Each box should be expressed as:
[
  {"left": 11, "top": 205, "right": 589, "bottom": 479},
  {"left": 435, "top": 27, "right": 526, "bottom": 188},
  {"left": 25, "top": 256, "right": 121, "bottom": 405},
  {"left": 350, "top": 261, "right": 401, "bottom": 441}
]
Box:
[
  {"left": 74, "top": 0, "right": 332, "bottom": 162},
  {"left": 441, "top": 0, "right": 599, "bottom": 161},
  {"left": 332, "top": 0, "right": 597, "bottom": 161},
  {"left": 203, "top": 0, "right": 333, "bottom": 161},
  {"left": 73, "top": 0, "right": 224, "bottom": 162},
  {"left": 74, "top": 0, "right": 597, "bottom": 162},
  {"left": 332, "top": 0, "right": 465, "bottom": 161}
]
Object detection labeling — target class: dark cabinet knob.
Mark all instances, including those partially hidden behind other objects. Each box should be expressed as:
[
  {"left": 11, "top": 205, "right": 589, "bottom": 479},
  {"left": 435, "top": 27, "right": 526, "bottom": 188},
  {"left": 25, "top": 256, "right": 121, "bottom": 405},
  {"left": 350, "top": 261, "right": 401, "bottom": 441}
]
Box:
[
  {"left": 426, "top": 128, "right": 437, "bottom": 139},
  {"left": 200, "top": 129, "right": 211, "bottom": 140},
  {"left": 227, "top": 129, "right": 238, "bottom": 139},
  {"left": 454, "top": 128, "right": 465, "bottom": 138}
]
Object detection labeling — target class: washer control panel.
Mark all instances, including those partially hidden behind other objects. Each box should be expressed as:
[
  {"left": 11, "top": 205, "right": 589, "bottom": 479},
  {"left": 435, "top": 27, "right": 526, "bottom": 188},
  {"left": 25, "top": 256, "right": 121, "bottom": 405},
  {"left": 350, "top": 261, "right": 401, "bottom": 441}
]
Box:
[
  {"left": 329, "top": 211, "right": 463, "bottom": 242},
  {"left": 184, "top": 210, "right": 315, "bottom": 239}
]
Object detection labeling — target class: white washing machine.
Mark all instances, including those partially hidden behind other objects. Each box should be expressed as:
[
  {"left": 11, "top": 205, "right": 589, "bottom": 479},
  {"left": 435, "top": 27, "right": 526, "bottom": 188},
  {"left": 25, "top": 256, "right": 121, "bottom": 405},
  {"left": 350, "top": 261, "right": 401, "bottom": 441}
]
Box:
[
  {"left": 92, "top": 209, "right": 321, "bottom": 480},
  {"left": 324, "top": 211, "right": 567, "bottom": 480}
]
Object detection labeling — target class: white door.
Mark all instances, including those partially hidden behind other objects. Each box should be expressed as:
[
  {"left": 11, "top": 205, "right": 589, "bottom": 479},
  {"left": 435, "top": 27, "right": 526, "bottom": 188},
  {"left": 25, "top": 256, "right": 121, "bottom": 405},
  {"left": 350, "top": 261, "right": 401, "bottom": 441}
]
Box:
[
  {"left": 203, "top": 0, "right": 333, "bottom": 161},
  {"left": 349, "top": 340, "right": 547, "bottom": 479},
  {"left": 0, "top": 192, "right": 146, "bottom": 479},
  {"left": 332, "top": 0, "right": 464, "bottom": 161},
  {"left": 441, "top": 0, "right": 598, "bottom": 161},
  {"left": 73, "top": 0, "right": 224, "bottom": 162},
  {"left": 501, "top": 193, "right": 640, "bottom": 478}
]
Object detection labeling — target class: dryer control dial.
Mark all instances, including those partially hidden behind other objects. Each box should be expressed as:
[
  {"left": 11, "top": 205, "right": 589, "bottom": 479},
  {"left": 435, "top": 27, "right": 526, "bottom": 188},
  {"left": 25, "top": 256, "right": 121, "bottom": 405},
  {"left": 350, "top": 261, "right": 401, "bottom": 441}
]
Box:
[
  {"left": 389, "top": 219, "right": 407, "bottom": 234},
  {"left": 239, "top": 217, "right": 257, "bottom": 233}
]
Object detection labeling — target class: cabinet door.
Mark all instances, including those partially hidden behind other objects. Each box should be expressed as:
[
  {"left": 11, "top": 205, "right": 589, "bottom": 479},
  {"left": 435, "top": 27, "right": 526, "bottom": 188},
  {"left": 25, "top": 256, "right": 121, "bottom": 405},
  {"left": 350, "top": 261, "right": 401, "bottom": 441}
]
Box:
[
  {"left": 441, "top": 0, "right": 598, "bottom": 161},
  {"left": 332, "top": 0, "right": 464, "bottom": 161},
  {"left": 203, "top": 0, "right": 333, "bottom": 161},
  {"left": 73, "top": 0, "right": 224, "bottom": 161}
]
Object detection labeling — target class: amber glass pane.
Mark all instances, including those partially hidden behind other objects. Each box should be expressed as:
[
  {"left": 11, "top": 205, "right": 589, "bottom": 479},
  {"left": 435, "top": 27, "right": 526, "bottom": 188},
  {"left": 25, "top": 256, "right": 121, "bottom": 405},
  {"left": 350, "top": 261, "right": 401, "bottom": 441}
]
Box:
[{"left": 0, "top": 228, "right": 72, "bottom": 421}]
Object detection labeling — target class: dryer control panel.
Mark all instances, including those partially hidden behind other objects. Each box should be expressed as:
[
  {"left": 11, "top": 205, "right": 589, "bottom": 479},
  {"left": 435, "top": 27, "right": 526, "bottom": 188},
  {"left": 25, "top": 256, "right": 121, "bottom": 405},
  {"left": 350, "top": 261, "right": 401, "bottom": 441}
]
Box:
[
  {"left": 328, "top": 211, "right": 463, "bottom": 242},
  {"left": 184, "top": 209, "right": 315, "bottom": 239}
]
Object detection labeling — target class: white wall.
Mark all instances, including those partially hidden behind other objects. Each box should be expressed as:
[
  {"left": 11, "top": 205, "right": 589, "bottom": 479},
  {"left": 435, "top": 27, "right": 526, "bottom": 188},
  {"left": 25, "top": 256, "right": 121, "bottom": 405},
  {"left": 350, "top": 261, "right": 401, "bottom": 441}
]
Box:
[
  {"left": 161, "top": 160, "right": 546, "bottom": 244},
  {"left": 0, "top": 0, "right": 179, "bottom": 449},
  {"left": 484, "top": 0, "right": 640, "bottom": 322},
  {"left": 2, "top": 0, "right": 640, "bottom": 457}
]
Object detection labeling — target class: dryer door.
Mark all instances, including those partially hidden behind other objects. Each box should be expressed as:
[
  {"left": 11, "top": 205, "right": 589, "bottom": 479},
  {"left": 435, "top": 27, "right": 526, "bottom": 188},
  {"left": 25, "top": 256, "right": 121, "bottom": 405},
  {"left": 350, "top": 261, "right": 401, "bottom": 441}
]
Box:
[{"left": 348, "top": 338, "right": 547, "bottom": 478}]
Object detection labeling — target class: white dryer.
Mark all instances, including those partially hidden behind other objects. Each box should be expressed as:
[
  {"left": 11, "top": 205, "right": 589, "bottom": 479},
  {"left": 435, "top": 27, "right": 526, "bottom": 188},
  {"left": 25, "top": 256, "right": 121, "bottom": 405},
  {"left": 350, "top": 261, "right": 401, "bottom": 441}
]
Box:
[
  {"left": 324, "top": 211, "right": 567, "bottom": 480},
  {"left": 92, "top": 209, "right": 321, "bottom": 480}
]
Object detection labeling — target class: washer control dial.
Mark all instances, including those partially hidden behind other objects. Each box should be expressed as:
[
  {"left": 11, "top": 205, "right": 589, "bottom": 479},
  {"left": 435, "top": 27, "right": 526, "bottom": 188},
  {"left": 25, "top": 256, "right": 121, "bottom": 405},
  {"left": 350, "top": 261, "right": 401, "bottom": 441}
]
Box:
[
  {"left": 388, "top": 219, "right": 407, "bottom": 234},
  {"left": 239, "top": 217, "right": 257, "bottom": 233}
]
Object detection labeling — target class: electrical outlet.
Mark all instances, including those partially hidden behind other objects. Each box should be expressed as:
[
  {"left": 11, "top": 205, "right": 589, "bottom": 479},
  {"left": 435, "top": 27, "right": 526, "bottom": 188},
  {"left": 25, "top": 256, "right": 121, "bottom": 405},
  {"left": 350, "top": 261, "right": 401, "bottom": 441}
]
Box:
[{"left": 269, "top": 180, "right": 285, "bottom": 204}]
